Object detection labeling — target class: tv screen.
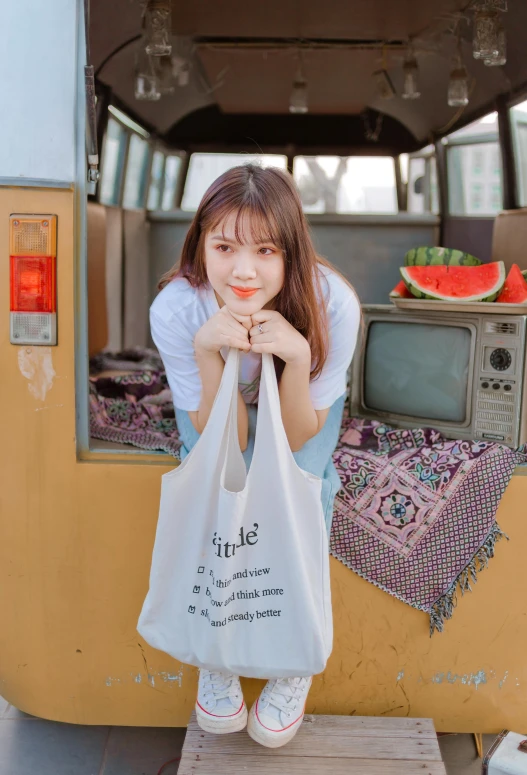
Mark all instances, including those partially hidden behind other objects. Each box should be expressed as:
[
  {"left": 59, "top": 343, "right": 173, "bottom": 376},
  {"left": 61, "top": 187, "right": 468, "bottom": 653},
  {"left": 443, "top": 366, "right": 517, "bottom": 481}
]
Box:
[{"left": 364, "top": 321, "right": 472, "bottom": 423}]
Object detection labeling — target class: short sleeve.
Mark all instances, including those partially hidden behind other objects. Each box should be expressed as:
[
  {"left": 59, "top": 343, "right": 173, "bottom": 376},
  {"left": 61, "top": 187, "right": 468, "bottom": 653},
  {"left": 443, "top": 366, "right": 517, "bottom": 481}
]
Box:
[
  {"left": 309, "top": 296, "right": 361, "bottom": 410},
  {"left": 150, "top": 307, "right": 202, "bottom": 411}
]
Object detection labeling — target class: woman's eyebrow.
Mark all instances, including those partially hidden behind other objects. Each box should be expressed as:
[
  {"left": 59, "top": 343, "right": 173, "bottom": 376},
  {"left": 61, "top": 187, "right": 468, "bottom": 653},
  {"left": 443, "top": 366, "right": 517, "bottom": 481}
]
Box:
[{"left": 209, "top": 234, "right": 275, "bottom": 245}]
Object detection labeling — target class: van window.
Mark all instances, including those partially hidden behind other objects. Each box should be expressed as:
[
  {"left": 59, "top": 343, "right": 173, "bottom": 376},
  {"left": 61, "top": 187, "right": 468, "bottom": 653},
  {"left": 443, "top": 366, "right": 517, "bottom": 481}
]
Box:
[
  {"left": 293, "top": 156, "right": 397, "bottom": 214},
  {"left": 161, "top": 155, "right": 183, "bottom": 210},
  {"left": 122, "top": 134, "right": 151, "bottom": 209},
  {"left": 147, "top": 150, "right": 165, "bottom": 210},
  {"left": 181, "top": 153, "right": 288, "bottom": 211},
  {"left": 446, "top": 112, "right": 502, "bottom": 216},
  {"left": 402, "top": 147, "right": 439, "bottom": 214},
  {"left": 510, "top": 99, "right": 527, "bottom": 207},
  {"left": 99, "top": 118, "right": 127, "bottom": 206}
]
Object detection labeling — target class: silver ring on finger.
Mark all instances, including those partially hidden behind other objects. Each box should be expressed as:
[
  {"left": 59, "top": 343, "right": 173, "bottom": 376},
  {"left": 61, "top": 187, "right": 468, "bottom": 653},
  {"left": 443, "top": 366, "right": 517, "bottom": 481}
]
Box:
[{"left": 257, "top": 324, "right": 264, "bottom": 334}]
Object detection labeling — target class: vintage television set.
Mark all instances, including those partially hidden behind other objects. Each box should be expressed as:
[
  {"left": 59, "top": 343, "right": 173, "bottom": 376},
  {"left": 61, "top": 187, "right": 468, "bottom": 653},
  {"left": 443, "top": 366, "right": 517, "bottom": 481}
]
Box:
[{"left": 349, "top": 305, "right": 527, "bottom": 449}]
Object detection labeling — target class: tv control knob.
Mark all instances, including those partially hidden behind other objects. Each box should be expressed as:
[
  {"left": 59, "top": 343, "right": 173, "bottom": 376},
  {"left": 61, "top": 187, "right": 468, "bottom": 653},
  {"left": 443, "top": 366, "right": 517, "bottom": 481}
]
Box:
[
  {"left": 492, "top": 383, "right": 501, "bottom": 390},
  {"left": 481, "top": 381, "right": 489, "bottom": 389},
  {"left": 504, "top": 384, "right": 512, "bottom": 391},
  {"left": 490, "top": 348, "right": 512, "bottom": 371}
]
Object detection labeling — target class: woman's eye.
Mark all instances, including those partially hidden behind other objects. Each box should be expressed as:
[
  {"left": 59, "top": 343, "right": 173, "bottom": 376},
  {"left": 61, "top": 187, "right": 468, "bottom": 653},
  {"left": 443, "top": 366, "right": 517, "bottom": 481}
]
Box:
[
  {"left": 259, "top": 247, "right": 274, "bottom": 255},
  {"left": 217, "top": 244, "right": 232, "bottom": 253}
]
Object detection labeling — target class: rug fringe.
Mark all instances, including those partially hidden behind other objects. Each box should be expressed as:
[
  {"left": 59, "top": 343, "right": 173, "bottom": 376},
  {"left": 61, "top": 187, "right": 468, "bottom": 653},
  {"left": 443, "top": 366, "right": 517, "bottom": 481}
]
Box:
[{"left": 429, "top": 522, "right": 509, "bottom": 636}]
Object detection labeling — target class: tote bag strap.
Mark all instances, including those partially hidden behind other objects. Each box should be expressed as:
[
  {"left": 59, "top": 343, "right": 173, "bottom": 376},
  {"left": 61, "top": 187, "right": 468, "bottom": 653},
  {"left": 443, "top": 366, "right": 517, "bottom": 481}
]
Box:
[
  {"left": 188, "top": 345, "right": 241, "bottom": 462},
  {"left": 220, "top": 348, "right": 247, "bottom": 492},
  {"left": 218, "top": 349, "right": 299, "bottom": 487},
  {"left": 247, "top": 352, "right": 298, "bottom": 479}
]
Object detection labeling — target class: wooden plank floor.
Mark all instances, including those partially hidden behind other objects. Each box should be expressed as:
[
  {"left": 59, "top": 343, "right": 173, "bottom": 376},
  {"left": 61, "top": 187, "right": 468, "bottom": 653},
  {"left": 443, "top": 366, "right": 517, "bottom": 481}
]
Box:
[{"left": 179, "top": 712, "right": 447, "bottom": 774}]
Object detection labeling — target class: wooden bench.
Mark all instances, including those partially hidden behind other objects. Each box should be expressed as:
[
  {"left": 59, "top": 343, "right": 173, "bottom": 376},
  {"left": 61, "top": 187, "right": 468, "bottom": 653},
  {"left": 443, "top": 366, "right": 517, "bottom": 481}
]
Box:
[{"left": 178, "top": 711, "right": 447, "bottom": 774}]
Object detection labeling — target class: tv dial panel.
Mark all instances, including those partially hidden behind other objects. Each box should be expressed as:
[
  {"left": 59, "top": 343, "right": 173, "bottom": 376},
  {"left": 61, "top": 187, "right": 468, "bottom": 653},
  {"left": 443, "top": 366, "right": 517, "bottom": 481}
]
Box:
[{"left": 474, "top": 319, "right": 525, "bottom": 443}]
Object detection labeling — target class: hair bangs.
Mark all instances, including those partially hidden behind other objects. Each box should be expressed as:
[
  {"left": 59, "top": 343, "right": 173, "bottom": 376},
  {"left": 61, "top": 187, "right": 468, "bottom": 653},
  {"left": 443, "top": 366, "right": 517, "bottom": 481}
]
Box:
[{"left": 206, "top": 199, "right": 284, "bottom": 250}]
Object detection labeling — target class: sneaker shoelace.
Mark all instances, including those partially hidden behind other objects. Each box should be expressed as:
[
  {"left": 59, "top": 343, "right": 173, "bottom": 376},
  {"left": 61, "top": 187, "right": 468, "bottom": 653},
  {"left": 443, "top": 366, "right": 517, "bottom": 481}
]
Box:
[
  {"left": 260, "top": 677, "right": 310, "bottom": 717},
  {"left": 201, "top": 671, "right": 240, "bottom": 703}
]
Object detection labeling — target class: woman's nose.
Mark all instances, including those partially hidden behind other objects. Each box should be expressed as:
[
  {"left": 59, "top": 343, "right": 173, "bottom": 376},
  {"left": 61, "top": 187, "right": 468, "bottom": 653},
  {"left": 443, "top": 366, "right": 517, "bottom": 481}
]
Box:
[{"left": 232, "top": 253, "right": 257, "bottom": 279}]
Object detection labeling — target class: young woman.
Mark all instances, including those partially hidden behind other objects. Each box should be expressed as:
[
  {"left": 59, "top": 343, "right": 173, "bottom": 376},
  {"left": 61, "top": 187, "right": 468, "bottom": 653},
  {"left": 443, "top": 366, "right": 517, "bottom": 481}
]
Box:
[{"left": 150, "top": 164, "right": 361, "bottom": 748}]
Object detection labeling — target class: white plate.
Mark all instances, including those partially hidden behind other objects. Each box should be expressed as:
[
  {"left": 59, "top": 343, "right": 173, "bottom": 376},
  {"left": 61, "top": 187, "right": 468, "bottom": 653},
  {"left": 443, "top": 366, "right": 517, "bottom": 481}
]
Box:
[{"left": 391, "top": 297, "right": 527, "bottom": 314}]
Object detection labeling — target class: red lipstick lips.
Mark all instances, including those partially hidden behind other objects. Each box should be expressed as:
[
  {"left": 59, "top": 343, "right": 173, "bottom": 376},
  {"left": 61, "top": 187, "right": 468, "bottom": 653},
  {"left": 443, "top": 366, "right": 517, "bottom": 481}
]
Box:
[{"left": 230, "top": 286, "right": 259, "bottom": 298}]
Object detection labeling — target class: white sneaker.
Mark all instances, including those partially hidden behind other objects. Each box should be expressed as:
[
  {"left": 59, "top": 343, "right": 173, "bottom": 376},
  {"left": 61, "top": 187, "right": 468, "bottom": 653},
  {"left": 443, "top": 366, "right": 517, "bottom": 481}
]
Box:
[
  {"left": 247, "top": 676, "right": 312, "bottom": 748},
  {"left": 195, "top": 669, "right": 247, "bottom": 734}
]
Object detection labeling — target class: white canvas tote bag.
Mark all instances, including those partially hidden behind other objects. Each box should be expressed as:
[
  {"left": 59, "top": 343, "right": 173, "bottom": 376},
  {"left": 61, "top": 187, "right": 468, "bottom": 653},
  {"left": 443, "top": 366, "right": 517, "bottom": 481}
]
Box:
[{"left": 137, "top": 347, "right": 333, "bottom": 678}]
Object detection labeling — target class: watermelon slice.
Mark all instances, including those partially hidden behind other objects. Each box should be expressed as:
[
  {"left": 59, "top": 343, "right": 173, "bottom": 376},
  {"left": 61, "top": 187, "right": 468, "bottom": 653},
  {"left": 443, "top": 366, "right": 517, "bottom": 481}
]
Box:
[
  {"left": 400, "top": 261, "right": 506, "bottom": 302},
  {"left": 496, "top": 264, "right": 527, "bottom": 303},
  {"left": 404, "top": 246, "right": 482, "bottom": 267},
  {"left": 389, "top": 279, "right": 413, "bottom": 299}
]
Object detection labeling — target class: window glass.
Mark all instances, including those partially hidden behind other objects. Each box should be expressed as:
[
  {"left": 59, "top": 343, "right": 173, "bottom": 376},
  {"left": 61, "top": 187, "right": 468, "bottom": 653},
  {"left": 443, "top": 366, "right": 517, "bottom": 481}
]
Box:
[
  {"left": 399, "top": 153, "right": 409, "bottom": 185},
  {"left": 181, "top": 154, "right": 288, "bottom": 211},
  {"left": 407, "top": 157, "right": 426, "bottom": 213},
  {"left": 147, "top": 150, "right": 165, "bottom": 210},
  {"left": 161, "top": 156, "right": 183, "bottom": 210},
  {"left": 430, "top": 156, "right": 439, "bottom": 213},
  {"left": 293, "top": 156, "right": 397, "bottom": 214},
  {"left": 510, "top": 99, "right": 527, "bottom": 206},
  {"left": 122, "top": 134, "right": 151, "bottom": 209},
  {"left": 446, "top": 111, "right": 502, "bottom": 216},
  {"left": 447, "top": 143, "right": 502, "bottom": 215},
  {"left": 448, "top": 111, "right": 499, "bottom": 141},
  {"left": 99, "top": 118, "right": 127, "bottom": 206},
  {"left": 407, "top": 155, "right": 440, "bottom": 214}
]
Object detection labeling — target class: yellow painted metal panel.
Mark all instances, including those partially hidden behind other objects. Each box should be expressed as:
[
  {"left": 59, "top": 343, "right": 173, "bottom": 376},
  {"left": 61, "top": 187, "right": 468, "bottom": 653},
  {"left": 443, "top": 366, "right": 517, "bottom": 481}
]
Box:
[{"left": 1, "top": 187, "right": 526, "bottom": 732}]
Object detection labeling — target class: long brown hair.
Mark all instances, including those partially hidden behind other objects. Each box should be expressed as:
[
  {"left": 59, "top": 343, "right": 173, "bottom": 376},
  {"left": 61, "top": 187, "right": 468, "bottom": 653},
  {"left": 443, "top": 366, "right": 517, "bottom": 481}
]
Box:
[{"left": 159, "top": 164, "right": 362, "bottom": 383}]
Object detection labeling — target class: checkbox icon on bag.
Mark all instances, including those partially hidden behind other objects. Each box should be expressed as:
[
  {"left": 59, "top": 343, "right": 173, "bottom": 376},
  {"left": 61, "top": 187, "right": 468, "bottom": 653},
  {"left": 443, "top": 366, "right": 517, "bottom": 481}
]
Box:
[
  {"left": 193, "top": 585, "right": 200, "bottom": 593},
  {"left": 188, "top": 605, "right": 196, "bottom": 614},
  {"left": 197, "top": 566, "right": 204, "bottom": 574}
]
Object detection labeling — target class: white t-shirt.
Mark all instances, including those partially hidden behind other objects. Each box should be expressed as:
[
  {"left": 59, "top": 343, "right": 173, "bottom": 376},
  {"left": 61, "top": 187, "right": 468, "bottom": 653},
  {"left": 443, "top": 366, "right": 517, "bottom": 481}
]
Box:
[{"left": 150, "top": 264, "right": 361, "bottom": 411}]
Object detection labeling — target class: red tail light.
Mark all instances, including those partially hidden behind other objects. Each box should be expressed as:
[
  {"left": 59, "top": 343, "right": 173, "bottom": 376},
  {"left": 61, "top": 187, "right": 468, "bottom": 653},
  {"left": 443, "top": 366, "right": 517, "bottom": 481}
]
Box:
[
  {"left": 10, "top": 255, "right": 56, "bottom": 313},
  {"left": 9, "top": 215, "right": 57, "bottom": 345}
]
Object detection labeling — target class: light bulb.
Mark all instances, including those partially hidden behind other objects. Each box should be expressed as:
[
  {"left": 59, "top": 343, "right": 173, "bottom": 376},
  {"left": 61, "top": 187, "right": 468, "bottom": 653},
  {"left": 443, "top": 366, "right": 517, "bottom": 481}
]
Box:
[
  {"left": 156, "top": 55, "right": 175, "bottom": 94},
  {"left": 144, "top": 0, "right": 172, "bottom": 57},
  {"left": 484, "top": 21, "right": 506, "bottom": 65},
  {"left": 289, "top": 78, "right": 308, "bottom": 114},
  {"left": 373, "top": 69, "right": 396, "bottom": 100},
  {"left": 134, "top": 73, "right": 161, "bottom": 101},
  {"left": 472, "top": 10, "right": 500, "bottom": 59},
  {"left": 402, "top": 57, "right": 420, "bottom": 100},
  {"left": 177, "top": 61, "right": 190, "bottom": 87},
  {"left": 448, "top": 66, "right": 469, "bottom": 106}
]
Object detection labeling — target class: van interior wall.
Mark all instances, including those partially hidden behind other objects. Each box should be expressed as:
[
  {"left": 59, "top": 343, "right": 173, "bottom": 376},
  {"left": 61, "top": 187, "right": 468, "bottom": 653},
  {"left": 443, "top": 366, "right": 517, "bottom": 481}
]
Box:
[
  {"left": 123, "top": 209, "right": 150, "bottom": 349},
  {"left": 442, "top": 217, "right": 495, "bottom": 264},
  {"left": 147, "top": 213, "right": 440, "bottom": 324},
  {"left": 87, "top": 204, "right": 151, "bottom": 356}
]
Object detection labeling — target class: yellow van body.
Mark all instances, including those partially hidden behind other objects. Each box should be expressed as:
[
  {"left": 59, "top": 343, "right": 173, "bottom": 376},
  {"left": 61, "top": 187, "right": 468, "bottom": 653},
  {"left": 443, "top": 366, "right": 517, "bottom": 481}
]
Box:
[{"left": 1, "top": 182, "right": 526, "bottom": 733}]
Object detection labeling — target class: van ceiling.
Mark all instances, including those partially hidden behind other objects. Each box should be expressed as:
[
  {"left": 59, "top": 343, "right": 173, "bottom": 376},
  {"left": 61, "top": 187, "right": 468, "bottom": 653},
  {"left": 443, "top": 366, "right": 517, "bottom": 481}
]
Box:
[{"left": 91, "top": 0, "right": 527, "bottom": 153}]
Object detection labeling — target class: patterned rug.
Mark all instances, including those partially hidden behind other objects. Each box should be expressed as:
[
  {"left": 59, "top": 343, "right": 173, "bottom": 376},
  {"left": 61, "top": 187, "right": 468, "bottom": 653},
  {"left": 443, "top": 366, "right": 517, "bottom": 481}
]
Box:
[
  {"left": 90, "top": 348, "right": 527, "bottom": 634},
  {"left": 331, "top": 418, "right": 527, "bottom": 634},
  {"left": 89, "top": 349, "right": 182, "bottom": 456}
]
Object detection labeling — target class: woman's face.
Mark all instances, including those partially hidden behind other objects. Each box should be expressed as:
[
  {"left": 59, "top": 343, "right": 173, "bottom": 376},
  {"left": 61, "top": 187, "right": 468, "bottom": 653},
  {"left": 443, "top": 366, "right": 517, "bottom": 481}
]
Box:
[{"left": 204, "top": 212, "right": 285, "bottom": 315}]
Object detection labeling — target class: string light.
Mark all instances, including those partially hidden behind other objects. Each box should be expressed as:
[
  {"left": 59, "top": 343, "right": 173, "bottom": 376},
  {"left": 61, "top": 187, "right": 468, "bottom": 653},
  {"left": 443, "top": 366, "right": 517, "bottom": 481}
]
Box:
[
  {"left": 289, "top": 51, "right": 308, "bottom": 114},
  {"left": 402, "top": 44, "right": 420, "bottom": 100},
  {"left": 448, "top": 64, "right": 470, "bottom": 107},
  {"left": 472, "top": 9, "right": 500, "bottom": 59},
  {"left": 484, "top": 19, "right": 506, "bottom": 65},
  {"left": 144, "top": 0, "right": 172, "bottom": 57},
  {"left": 448, "top": 32, "right": 469, "bottom": 107},
  {"left": 373, "top": 46, "right": 396, "bottom": 99},
  {"left": 176, "top": 59, "right": 191, "bottom": 86},
  {"left": 134, "top": 40, "right": 161, "bottom": 101}
]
